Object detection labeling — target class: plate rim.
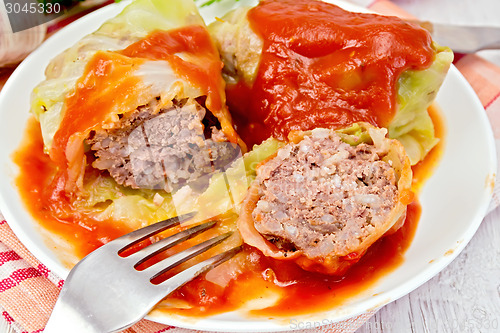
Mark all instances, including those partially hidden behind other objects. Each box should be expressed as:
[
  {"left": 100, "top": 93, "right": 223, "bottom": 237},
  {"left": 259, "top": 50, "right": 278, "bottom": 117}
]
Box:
[{"left": 0, "top": 0, "right": 496, "bottom": 331}]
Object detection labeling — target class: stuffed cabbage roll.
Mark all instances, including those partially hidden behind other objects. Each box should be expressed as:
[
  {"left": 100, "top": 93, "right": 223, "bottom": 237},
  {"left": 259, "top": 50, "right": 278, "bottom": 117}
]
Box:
[
  {"left": 237, "top": 123, "right": 413, "bottom": 275},
  {"left": 208, "top": 0, "right": 453, "bottom": 164},
  {"left": 31, "top": 0, "right": 244, "bottom": 195}
]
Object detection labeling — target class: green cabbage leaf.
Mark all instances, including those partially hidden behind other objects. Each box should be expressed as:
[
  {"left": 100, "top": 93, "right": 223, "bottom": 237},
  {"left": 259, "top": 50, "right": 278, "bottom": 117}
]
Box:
[{"left": 389, "top": 44, "right": 453, "bottom": 164}]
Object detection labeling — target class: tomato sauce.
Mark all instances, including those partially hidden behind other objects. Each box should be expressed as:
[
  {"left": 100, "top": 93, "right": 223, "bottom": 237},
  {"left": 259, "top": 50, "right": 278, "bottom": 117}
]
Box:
[
  {"left": 412, "top": 105, "right": 446, "bottom": 193},
  {"left": 51, "top": 26, "right": 228, "bottom": 190},
  {"left": 50, "top": 52, "right": 144, "bottom": 169},
  {"left": 14, "top": 118, "right": 129, "bottom": 258},
  {"left": 119, "top": 27, "right": 225, "bottom": 114},
  {"left": 227, "top": 0, "right": 435, "bottom": 148}
]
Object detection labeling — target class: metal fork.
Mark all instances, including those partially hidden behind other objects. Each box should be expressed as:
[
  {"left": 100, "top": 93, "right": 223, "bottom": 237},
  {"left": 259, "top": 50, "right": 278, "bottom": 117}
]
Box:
[{"left": 44, "top": 212, "right": 241, "bottom": 333}]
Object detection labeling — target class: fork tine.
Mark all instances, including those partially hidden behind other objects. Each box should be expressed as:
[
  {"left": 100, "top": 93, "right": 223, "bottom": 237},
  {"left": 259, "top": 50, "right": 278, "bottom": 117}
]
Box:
[
  {"left": 146, "top": 232, "right": 233, "bottom": 281},
  {"left": 128, "top": 221, "right": 216, "bottom": 267},
  {"left": 154, "top": 245, "right": 243, "bottom": 293},
  {"left": 117, "top": 212, "right": 197, "bottom": 251}
]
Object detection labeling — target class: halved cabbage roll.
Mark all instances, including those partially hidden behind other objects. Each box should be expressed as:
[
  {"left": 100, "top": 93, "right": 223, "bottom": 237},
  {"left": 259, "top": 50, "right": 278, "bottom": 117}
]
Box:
[
  {"left": 237, "top": 123, "right": 413, "bottom": 275},
  {"left": 31, "top": 0, "right": 244, "bottom": 195},
  {"left": 208, "top": 0, "right": 453, "bottom": 164}
]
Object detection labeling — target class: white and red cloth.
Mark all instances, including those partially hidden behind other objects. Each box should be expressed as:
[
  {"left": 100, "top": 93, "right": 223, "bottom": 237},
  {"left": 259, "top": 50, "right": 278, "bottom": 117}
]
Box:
[{"left": 1, "top": 0, "right": 500, "bottom": 332}]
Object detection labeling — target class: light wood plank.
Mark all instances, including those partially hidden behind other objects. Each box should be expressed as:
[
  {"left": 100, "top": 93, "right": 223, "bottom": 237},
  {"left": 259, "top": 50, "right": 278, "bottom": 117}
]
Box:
[{"left": 358, "top": 208, "right": 500, "bottom": 332}]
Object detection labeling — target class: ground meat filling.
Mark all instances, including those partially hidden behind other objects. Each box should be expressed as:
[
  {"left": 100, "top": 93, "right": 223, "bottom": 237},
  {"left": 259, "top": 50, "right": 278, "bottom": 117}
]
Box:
[
  {"left": 86, "top": 98, "right": 240, "bottom": 192},
  {"left": 252, "top": 130, "right": 399, "bottom": 259}
]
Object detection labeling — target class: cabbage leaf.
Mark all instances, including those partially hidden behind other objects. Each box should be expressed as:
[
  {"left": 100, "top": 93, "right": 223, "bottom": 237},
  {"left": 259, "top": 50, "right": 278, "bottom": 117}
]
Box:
[{"left": 389, "top": 44, "right": 453, "bottom": 164}]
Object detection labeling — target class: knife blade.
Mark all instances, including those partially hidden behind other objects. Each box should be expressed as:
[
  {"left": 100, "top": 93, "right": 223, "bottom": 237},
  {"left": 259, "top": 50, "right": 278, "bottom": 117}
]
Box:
[{"left": 410, "top": 20, "right": 500, "bottom": 54}]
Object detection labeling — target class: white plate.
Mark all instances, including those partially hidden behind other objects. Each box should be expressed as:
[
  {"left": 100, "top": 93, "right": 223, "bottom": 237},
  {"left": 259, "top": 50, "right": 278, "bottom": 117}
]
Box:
[{"left": 0, "top": 0, "right": 496, "bottom": 331}]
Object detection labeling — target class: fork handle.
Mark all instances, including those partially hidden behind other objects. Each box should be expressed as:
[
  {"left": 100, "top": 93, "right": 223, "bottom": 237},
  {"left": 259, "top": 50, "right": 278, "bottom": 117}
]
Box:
[{"left": 44, "top": 298, "right": 103, "bottom": 333}]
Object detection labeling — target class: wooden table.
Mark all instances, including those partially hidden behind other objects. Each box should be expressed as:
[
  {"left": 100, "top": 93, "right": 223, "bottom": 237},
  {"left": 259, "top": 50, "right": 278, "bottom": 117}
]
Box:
[
  {"left": 357, "top": 0, "right": 500, "bottom": 332},
  {"left": 358, "top": 210, "right": 500, "bottom": 332}
]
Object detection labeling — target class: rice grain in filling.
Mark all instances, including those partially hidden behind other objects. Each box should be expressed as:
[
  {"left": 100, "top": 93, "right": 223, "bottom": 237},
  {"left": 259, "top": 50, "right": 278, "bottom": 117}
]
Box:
[{"left": 252, "top": 129, "right": 399, "bottom": 259}]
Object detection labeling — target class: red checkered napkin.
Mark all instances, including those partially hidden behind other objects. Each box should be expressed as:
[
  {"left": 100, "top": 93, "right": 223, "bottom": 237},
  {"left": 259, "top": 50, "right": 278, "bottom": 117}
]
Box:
[{"left": 1, "top": 0, "right": 500, "bottom": 332}]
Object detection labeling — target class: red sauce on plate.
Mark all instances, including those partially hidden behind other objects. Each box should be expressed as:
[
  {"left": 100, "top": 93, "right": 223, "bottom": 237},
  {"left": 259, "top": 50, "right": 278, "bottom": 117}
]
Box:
[
  {"left": 412, "top": 105, "right": 446, "bottom": 193},
  {"left": 227, "top": 0, "right": 435, "bottom": 148},
  {"left": 14, "top": 118, "right": 128, "bottom": 257}
]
